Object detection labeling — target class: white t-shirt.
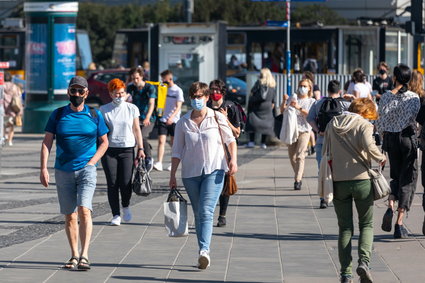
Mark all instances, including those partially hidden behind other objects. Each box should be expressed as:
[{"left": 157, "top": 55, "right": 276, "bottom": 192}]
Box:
[
  {"left": 100, "top": 102, "right": 140, "bottom": 148},
  {"left": 354, "top": 82, "right": 372, "bottom": 98},
  {"left": 160, "top": 84, "right": 184, "bottom": 123}
]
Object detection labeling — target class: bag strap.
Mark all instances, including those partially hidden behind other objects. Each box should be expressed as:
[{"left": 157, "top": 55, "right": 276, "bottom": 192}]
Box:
[
  {"left": 213, "top": 111, "right": 231, "bottom": 166},
  {"left": 332, "top": 130, "right": 375, "bottom": 176}
]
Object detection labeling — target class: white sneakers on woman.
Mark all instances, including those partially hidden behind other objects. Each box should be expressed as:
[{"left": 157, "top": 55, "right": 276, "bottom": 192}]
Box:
[
  {"left": 110, "top": 215, "right": 121, "bottom": 226},
  {"left": 198, "top": 250, "right": 210, "bottom": 269}
]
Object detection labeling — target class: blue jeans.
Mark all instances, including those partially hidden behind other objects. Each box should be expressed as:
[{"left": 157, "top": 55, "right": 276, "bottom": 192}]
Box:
[
  {"left": 315, "top": 143, "right": 323, "bottom": 170},
  {"left": 182, "top": 169, "right": 225, "bottom": 252}
]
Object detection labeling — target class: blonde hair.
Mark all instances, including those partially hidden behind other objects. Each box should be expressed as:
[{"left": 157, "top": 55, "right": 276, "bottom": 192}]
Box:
[
  {"left": 348, "top": 98, "right": 378, "bottom": 120},
  {"left": 409, "top": 70, "right": 425, "bottom": 98},
  {"left": 260, "top": 68, "right": 276, "bottom": 88},
  {"left": 298, "top": 78, "right": 313, "bottom": 98}
]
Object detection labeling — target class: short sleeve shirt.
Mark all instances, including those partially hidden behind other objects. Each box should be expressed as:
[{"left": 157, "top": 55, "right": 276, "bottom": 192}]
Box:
[
  {"left": 45, "top": 104, "right": 109, "bottom": 172},
  {"left": 160, "top": 84, "right": 184, "bottom": 123},
  {"left": 127, "top": 83, "right": 157, "bottom": 122},
  {"left": 373, "top": 76, "right": 393, "bottom": 95},
  {"left": 100, "top": 102, "right": 140, "bottom": 148}
]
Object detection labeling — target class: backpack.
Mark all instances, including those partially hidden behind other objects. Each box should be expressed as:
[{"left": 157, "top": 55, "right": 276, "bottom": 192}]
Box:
[
  {"left": 55, "top": 105, "right": 98, "bottom": 122},
  {"left": 317, "top": 97, "right": 344, "bottom": 132},
  {"left": 233, "top": 101, "right": 247, "bottom": 132}
]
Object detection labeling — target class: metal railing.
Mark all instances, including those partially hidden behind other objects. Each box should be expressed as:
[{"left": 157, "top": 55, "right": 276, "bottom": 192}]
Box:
[{"left": 246, "top": 72, "right": 376, "bottom": 108}]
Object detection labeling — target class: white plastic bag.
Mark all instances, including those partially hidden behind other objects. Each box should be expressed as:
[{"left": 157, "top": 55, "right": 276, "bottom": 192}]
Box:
[
  {"left": 279, "top": 106, "right": 299, "bottom": 145},
  {"left": 164, "top": 189, "right": 188, "bottom": 237}
]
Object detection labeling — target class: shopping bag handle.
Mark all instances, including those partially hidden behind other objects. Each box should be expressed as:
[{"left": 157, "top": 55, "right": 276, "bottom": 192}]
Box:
[{"left": 167, "top": 187, "right": 187, "bottom": 202}]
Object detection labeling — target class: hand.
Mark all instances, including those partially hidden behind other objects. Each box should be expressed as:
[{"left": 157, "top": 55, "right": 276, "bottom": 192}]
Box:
[
  {"left": 169, "top": 175, "right": 177, "bottom": 189},
  {"left": 228, "top": 160, "right": 238, "bottom": 176},
  {"left": 290, "top": 101, "right": 300, "bottom": 109},
  {"left": 282, "top": 94, "right": 289, "bottom": 101},
  {"left": 137, "top": 149, "right": 146, "bottom": 160},
  {"left": 142, "top": 118, "right": 151, "bottom": 127},
  {"left": 166, "top": 118, "right": 174, "bottom": 126},
  {"left": 40, "top": 168, "right": 49, "bottom": 188},
  {"left": 319, "top": 131, "right": 325, "bottom": 136},
  {"left": 218, "top": 107, "right": 228, "bottom": 117},
  {"left": 380, "top": 159, "right": 386, "bottom": 168}
]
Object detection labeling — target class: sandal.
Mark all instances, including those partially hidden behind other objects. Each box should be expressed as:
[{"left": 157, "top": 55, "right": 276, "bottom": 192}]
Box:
[
  {"left": 78, "top": 256, "right": 91, "bottom": 270},
  {"left": 63, "top": 256, "right": 79, "bottom": 270}
]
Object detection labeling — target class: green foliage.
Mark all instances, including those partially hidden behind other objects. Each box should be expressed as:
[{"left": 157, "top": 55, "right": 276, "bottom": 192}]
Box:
[
  {"left": 77, "top": 1, "right": 183, "bottom": 66},
  {"left": 292, "top": 4, "right": 347, "bottom": 26}
]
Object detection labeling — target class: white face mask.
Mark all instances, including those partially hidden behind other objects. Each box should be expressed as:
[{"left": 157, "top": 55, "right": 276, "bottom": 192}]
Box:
[
  {"left": 113, "top": 97, "right": 125, "bottom": 106},
  {"left": 298, "top": 86, "right": 309, "bottom": 95}
]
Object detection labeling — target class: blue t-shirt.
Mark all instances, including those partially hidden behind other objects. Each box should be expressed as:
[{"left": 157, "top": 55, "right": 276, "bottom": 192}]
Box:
[
  {"left": 45, "top": 104, "right": 109, "bottom": 172},
  {"left": 127, "top": 83, "right": 157, "bottom": 122}
]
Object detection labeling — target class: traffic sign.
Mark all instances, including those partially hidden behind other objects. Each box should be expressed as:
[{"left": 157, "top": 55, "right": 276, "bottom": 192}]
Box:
[{"left": 266, "top": 20, "right": 289, "bottom": 27}]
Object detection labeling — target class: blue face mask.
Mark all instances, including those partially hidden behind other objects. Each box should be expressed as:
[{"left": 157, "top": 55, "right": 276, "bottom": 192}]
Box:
[{"left": 191, "top": 98, "right": 205, "bottom": 111}]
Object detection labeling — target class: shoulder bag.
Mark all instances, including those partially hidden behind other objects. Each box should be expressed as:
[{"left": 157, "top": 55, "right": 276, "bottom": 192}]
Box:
[
  {"left": 334, "top": 133, "right": 390, "bottom": 201},
  {"left": 318, "top": 131, "right": 333, "bottom": 204},
  {"left": 132, "top": 158, "right": 152, "bottom": 196},
  {"left": 213, "top": 112, "right": 238, "bottom": 196}
]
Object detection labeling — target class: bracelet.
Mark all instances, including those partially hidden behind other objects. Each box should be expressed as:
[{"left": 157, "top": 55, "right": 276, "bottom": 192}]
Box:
[{"left": 138, "top": 148, "right": 144, "bottom": 151}]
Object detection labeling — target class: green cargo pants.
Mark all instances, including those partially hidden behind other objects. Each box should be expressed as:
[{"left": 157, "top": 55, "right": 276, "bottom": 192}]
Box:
[{"left": 333, "top": 179, "right": 374, "bottom": 277}]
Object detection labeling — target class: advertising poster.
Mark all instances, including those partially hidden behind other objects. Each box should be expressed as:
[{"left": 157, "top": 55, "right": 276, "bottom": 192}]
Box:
[
  {"left": 26, "top": 23, "right": 48, "bottom": 92},
  {"left": 54, "top": 23, "right": 76, "bottom": 92}
]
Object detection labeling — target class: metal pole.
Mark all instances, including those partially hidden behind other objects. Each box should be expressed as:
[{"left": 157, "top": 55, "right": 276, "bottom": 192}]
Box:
[{"left": 286, "top": 0, "right": 291, "bottom": 95}]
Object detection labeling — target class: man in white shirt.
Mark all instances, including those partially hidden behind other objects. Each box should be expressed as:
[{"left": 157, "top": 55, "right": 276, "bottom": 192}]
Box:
[{"left": 154, "top": 70, "right": 184, "bottom": 171}]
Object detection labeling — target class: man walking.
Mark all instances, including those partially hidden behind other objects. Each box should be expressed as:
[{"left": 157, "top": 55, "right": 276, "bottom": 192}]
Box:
[
  {"left": 153, "top": 70, "right": 184, "bottom": 171},
  {"left": 127, "top": 67, "right": 156, "bottom": 170},
  {"left": 40, "top": 76, "right": 109, "bottom": 270}
]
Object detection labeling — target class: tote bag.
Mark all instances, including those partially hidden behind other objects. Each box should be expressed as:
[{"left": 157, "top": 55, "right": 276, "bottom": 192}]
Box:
[
  {"left": 164, "top": 189, "right": 188, "bottom": 237},
  {"left": 318, "top": 134, "right": 333, "bottom": 204},
  {"left": 279, "top": 106, "right": 299, "bottom": 145}
]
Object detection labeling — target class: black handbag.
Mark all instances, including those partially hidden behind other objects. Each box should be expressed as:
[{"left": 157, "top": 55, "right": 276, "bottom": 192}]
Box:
[{"left": 132, "top": 158, "right": 152, "bottom": 196}]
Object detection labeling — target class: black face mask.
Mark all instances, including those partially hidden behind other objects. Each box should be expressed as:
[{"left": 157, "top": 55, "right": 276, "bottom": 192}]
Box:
[
  {"left": 379, "top": 69, "right": 387, "bottom": 75},
  {"left": 69, "top": 95, "right": 84, "bottom": 107}
]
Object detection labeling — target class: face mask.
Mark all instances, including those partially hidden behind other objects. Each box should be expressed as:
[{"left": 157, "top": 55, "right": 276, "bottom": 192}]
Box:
[
  {"left": 191, "top": 98, "right": 205, "bottom": 111},
  {"left": 113, "top": 97, "right": 125, "bottom": 106},
  {"left": 298, "top": 87, "right": 308, "bottom": 95},
  {"left": 210, "top": 93, "right": 223, "bottom": 101},
  {"left": 69, "top": 95, "right": 84, "bottom": 107},
  {"left": 379, "top": 69, "right": 387, "bottom": 75}
]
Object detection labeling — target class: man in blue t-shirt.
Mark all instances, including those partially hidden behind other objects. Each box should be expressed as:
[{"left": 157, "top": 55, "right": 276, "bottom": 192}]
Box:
[
  {"left": 127, "top": 67, "right": 156, "bottom": 167},
  {"left": 40, "top": 76, "right": 109, "bottom": 270}
]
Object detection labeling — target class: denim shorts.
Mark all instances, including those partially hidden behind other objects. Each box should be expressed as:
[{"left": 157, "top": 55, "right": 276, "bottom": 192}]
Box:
[{"left": 55, "top": 164, "right": 97, "bottom": 215}]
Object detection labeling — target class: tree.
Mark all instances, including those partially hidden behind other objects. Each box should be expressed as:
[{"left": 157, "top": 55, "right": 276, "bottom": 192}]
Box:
[{"left": 292, "top": 4, "right": 347, "bottom": 26}]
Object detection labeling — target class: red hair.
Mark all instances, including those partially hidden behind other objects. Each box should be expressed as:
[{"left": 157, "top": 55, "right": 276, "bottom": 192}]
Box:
[{"left": 108, "top": 78, "right": 126, "bottom": 93}]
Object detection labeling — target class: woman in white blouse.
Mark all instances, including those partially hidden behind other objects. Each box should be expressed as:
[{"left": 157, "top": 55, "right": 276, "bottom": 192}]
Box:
[
  {"left": 100, "top": 79, "right": 145, "bottom": 226},
  {"left": 280, "top": 78, "right": 316, "bottom": 190},
  {"left": 169, "top": 82, "right": 237, "bottom": 270}
]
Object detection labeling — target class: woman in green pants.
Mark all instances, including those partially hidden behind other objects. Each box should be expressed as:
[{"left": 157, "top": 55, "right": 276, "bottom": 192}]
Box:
[{"left": 323, "top": 98, "right": 386, "bottom": 283}]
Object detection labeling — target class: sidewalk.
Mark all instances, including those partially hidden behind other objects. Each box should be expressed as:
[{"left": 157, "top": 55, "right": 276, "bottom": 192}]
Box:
[{"left": 1, "top": 132, "right": 425, "bottom": 282}]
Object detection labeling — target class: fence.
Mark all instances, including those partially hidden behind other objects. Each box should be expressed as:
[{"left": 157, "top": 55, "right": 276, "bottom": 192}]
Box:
[{"left": 246, "top": 72, "right": 376, "bottom": 109}]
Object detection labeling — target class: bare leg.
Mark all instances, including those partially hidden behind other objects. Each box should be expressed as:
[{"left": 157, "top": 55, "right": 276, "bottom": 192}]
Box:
[
  {"left": 396, "top": 208, "right": 405, "bottom": 225},
  {"left": 7, "top": 125, "right": 14, "bottom": 144},
  {"left": 157, "top": 135, "right": 166, "bottom": 164},
  {"left": 65, "top": 212, "right": 79, "bottom": 257},
  {"left": 78, "top": 206, "right": 93, "bottom": 258}
]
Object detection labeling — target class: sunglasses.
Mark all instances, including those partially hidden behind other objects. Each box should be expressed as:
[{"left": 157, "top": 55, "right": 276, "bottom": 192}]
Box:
[{"left": 69, "top": 88, "right": 86, "bottom": 95}]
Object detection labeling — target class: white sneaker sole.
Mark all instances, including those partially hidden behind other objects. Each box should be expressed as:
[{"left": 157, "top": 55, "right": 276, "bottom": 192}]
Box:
[
  {"left": 110, "top": 222, "right": 121, "bottom": 226},
  {"left": 198, "top": 255, "right": 210, "bottom": 269}
]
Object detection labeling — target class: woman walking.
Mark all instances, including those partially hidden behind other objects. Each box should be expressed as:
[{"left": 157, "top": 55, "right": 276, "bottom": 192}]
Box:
[
  {"left": 324, "top": 98, "right": 386, "bottom": 283},
  {"left": 207, "top": 79, "right": 241, "bottom": 227},
  {"left": 245, "top": 68, "right": 276, "bottom": 149},
  {"left": 100, "top": 79, "right": 145, "bottom": 226},
  {"left": 376, "top": 64, "right": 420, "bottom": 239},
  {"left": 169, "top": 82, "right": 237, "bottom": 269},
  {"left": 280, "top": 79, "right": 315, "bottom": 190}
]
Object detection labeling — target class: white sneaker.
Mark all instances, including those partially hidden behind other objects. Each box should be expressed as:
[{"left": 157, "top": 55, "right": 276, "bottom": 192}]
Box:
[
  {"left": 245, "top": 141, "right": 255, "bottom": 148},
  {"left": 110, "top": 215, "right": 121, "bottom": 226},
  {"left": 165, "top": 163, "right": 172, "bottom": 171},
  {"left": 198, "top": 250, "right": 210, "bottom": 269},
  {"left": 260, "top": 143, "right": 267, "bottom": 149},
  {"left": 122, "top": 207, "right": 132, "bottom": 222},
  {"left": 153, "top": 162, "right": 163, "bottom": 171},
  {"left": 7, "top": 141, "right": 13, "bottom": 146}
]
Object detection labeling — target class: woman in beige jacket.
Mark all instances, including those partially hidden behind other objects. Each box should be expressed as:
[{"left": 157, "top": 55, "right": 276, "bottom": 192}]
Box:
[{"left": 323, "top": 98, "right": 386, "bottom": 283}]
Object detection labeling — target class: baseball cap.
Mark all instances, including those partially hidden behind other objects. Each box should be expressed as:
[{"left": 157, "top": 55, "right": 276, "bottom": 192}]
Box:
[{"left": 68, "top": 76, "right": 88, "bottom": 88}]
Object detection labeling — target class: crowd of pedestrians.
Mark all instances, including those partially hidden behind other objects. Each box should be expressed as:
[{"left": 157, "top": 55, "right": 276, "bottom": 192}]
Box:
[{"left": 37, "top": 60, "right": 425, "bottom": 283}]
